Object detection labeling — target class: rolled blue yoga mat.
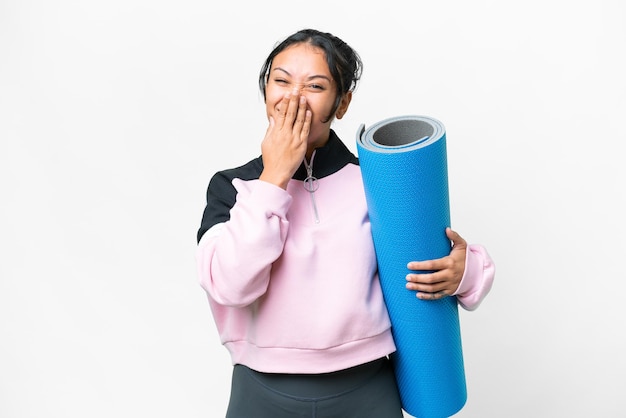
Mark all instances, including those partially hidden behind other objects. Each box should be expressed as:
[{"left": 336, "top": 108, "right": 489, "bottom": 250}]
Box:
[{"left": 356, "top": 115, "right": 466, "bottom": 418}]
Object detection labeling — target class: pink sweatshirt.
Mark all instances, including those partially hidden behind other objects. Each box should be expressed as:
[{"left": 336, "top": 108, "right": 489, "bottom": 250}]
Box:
[{"left": 196, "top": 132, "right": 495, "bottom": 374}]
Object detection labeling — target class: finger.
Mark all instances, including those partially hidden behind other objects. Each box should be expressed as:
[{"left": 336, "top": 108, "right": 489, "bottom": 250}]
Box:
[
  {"left": 406, "top": 276, "right": 450, "bottom": 296},
  {"left": 405, "top": 270, "right": 445, "bottom": 284},
  {"left": 405, "top": 282, "right": 450, "bottom": 293},
  {"left": 416, "top": 290, "right": 449, "bottom": 301},
  {"left": 300, "top": 109, "right": 312, "bottom": 140},
  {"left": 274, "top": 92, "right": 292, "bottom": 126},
  {"left": 407, "top": 256, "right": 451, "bottom": 272},
  {"left": 293, "top": 95, "right": 308, "bottom": 133},
  {"left": 447, "top": 227, "right": 467, "bottom": 249},
  {"left": 284, "top": 88, "right": 301, "bottom": 125},
  {"left": 406, "top": 265, "right": 458, "bottom": 293}
]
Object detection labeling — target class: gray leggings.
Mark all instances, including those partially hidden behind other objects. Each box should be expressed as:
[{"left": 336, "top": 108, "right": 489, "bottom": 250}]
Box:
[{"left": 225, "top": 357, "right": 403, "bottom": 418}]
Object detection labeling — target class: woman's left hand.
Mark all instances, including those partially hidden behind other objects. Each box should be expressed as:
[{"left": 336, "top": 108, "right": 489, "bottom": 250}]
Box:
[{"left": 405, "top": 227, "right": 467, "bottom": 300}]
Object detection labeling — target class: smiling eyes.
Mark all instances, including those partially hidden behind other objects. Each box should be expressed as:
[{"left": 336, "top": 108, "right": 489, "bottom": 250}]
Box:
[{"left": 273, "top": 78, "right": 326, "bottom": 91}]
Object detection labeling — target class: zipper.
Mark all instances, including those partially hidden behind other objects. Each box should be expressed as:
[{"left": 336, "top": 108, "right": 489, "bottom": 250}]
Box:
[{"left": 303, "top": 152, "right": 320, "bottom": 224}]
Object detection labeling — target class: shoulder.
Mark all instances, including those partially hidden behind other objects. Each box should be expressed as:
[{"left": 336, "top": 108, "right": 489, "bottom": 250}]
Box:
[
  {"left": 197, "top": 156, "right": 264, "bottom": 243},
  {"left": 208, "top": 156, "right": 263, "bottom": 193},
  {"left": 213, "top": 156, "right": 264, "bottom": 183}
]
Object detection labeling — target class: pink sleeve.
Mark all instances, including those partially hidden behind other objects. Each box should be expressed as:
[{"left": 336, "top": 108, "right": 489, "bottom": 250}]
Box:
[
  {"left": 196, "top": 179, "right": 292, "bottom": 308},
  {"left": 452, "top": 244, "right": 495, "bottom": 311}
]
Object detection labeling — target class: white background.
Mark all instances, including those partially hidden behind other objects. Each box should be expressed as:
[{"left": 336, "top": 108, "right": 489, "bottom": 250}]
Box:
[{"left": 1, "top": 0, "right": 625, "bottom": 417}]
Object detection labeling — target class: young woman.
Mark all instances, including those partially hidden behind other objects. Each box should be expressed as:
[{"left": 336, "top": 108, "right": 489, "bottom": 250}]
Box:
[{"left": 196, "top": 28, "right": 495, "bottom": 418}]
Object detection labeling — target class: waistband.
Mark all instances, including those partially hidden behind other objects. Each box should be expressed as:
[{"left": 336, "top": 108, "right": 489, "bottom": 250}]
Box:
[{"left": 239, "top": 357, "right": 389, "bottom": 399}]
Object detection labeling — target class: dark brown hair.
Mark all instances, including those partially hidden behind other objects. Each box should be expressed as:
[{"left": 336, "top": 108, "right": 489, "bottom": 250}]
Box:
[{"left": 258, "top": 29, "right": 363, "bottom": 121}]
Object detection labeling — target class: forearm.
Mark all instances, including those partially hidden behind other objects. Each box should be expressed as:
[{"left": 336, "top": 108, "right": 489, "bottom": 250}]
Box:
[{"left": 197, "top": 179, "right": 292, "bottom": 307}]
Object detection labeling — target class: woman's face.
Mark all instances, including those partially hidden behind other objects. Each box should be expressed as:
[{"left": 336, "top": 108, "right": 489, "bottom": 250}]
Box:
[{"left": 265, "top": 43, "right": 351, "bottom": 150}]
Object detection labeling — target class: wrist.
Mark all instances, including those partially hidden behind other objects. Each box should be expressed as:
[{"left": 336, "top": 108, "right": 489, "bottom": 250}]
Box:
[{"left": 259, "top": 170, "right": 290, "bottom": 190}]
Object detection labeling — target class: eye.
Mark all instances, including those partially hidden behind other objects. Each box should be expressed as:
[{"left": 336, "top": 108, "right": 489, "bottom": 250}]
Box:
[
  {"left": 307, "top": 83, "right": 325, "bottom": 91},
  {"left": 273, "top": 78, "right": 289, "bottom": 85}
]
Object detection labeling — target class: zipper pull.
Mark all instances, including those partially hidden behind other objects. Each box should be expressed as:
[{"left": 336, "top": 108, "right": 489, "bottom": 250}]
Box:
[{"left": 303, "top": 155, "right": 320, "bottom": 223}]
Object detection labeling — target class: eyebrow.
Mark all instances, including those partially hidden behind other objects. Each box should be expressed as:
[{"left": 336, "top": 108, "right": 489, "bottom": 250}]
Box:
[{"left": 272, "top": 67, "right": 332, "bottom": 83}]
